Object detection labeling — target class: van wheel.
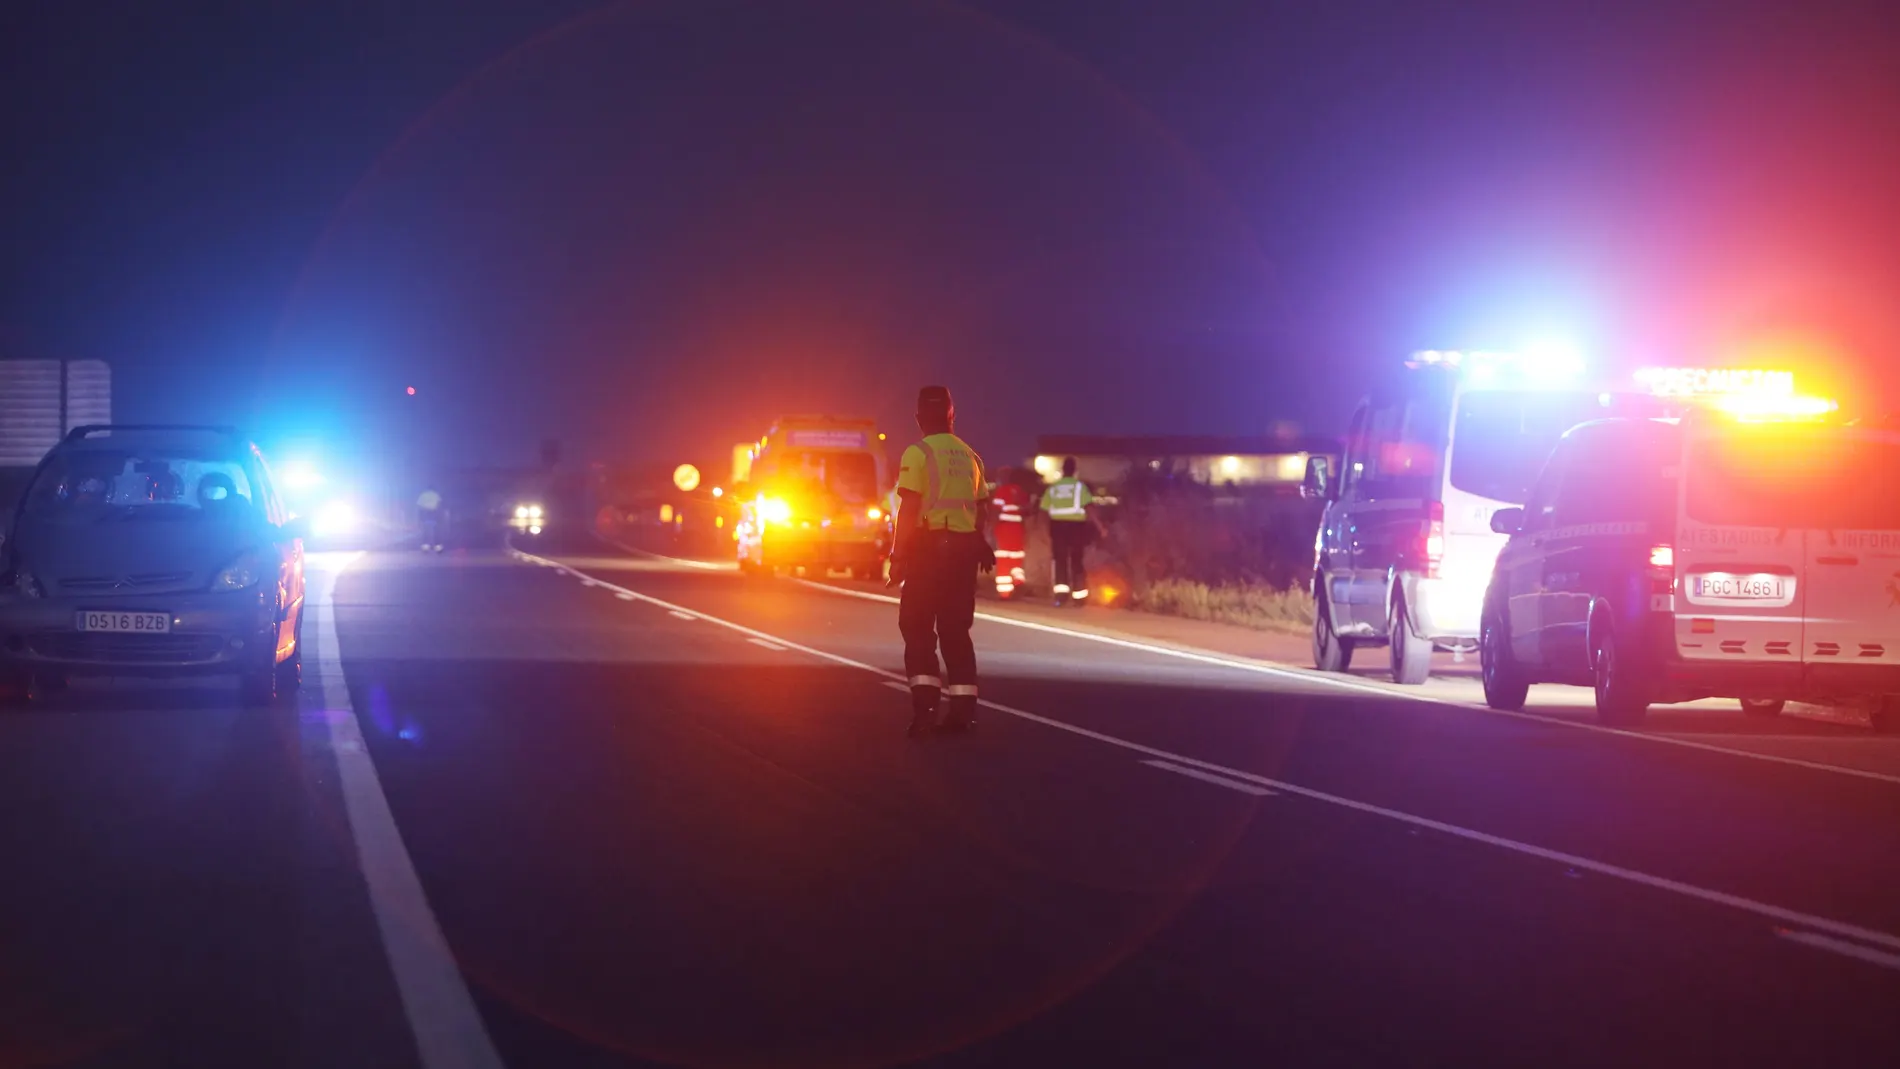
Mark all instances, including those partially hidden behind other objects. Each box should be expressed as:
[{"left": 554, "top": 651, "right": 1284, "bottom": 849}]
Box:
[
  {"left": 1312, "top": 587, "right": 1354, "bottom": 673},
  {"left": 1388, "top": 594, "right": 1432, "bottom": 685},
  {"left": 1480, "top": 606, "right": 1529, "bottom": 711},
  {"left": 1590, "top": 613, "right": 1650, "bottom": 726},
  {"left": 1740, "top": 698, "right": 1784, "bottom": 718}
]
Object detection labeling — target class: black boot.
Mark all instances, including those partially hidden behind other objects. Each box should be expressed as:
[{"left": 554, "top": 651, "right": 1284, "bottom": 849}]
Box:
[
  {"left": 939, "top": 695, "right": 977, "bottom": 734},
  {"left": 907, "top": 686, "right": 941, "bottom": 738}
]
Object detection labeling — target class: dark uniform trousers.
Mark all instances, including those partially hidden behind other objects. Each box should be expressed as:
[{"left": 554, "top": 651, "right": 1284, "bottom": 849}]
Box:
[
  {"left": 898, "top": 529, "right": 981, "bottom": 719},
  {"left": 1050, "top": 521, "right": 1088, "bottom": 597}
]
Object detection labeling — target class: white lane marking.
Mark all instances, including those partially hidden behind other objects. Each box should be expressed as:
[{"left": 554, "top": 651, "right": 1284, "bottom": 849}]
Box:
[
  {"left": 580, "top": 578, "right": 598, "bottom": 588},
  {"left": 668, "top": 610, "right": 696, "bottom": 620},
  {"left": 791, "top": 578, "right": 1900, "bottom": 787},
  {"left": 1776, "top": 929, "right": 1900, "bottom": 972},
  {"left": 307, "top": 554, "right": 505, "bottom": 1069},
  {"left": 617, "top": 592, "right": 636, "bottom": 601},
  {"left": 520, "top": 546, "right": 1900, "bottom": 955},
  {"left": 747, "top": 638, "right": 788, "bottom": 652},
  {"left": 884, "top": 681, "right": 911, "bottom": 693},
  {"left": 1143, "top": 759, "right": 1277, "bottom": 796}
]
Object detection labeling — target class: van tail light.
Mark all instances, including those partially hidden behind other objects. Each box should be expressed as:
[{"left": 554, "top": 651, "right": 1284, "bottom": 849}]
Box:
[
  {"left": 1647, "top": 543, "right": 1676, "bottom": 595},
  {"left": 1422, "top": 501, "right": 1445, "bottom": 579}
]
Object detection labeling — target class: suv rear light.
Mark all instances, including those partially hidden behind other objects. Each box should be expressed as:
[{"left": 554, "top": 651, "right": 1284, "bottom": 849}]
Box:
[
  {"left": 1422, "top": 501, "right": 1445, "bottom": 579},
  {"left": 1648, "top": 545, "right": 1674, "bottom": 570}
]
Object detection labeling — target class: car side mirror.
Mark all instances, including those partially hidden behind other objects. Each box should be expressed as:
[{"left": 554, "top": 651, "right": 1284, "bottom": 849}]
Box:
[
  {"left": 1489, "top": 507, "right": 1524, "bottom": 536},
  {"left": 280, "top": 515, "right": 313, "bottom": 542},
  {"left": 1301, "top": 456, "right": 1333, "bottom": 501}
]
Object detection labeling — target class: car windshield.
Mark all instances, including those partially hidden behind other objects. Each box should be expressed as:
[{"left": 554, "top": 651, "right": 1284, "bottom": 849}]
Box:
[
  {"left": 1686, "top": 426, "right": 1900, "bottom": 529},
  {"left": 1451, "top": 389, "right": 1670, "bottom": 505},
  {"left": 24, "top": 448, "right": 257, "bottom": 522}
]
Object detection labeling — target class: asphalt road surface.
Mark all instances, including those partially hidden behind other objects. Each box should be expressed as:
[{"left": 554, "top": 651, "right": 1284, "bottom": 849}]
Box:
[{"left": 5, "top": 525, "right": 1900, "bottom": 1068}]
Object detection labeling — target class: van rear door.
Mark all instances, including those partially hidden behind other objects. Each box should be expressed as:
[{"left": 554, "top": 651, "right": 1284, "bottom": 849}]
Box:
[
  {"left": 1788, "top": 429, "right": 1900, "bottom": 668},
  {"left": 1675, "top": 424, "right": 1808, "bottom": 664}
]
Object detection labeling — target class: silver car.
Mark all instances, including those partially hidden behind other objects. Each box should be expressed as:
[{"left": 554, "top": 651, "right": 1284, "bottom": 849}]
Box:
[{"left": 0, "top": 425, "right": 309, "bottom": 705}]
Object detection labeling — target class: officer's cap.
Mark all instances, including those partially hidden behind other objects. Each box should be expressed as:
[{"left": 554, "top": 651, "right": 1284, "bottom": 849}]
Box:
[{"left": 917, "top": 385, "right": 954, "bottom": 418}]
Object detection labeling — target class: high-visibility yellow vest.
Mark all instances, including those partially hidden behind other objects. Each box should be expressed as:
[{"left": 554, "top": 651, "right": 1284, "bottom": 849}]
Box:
[
  {"left": 897, "top": 433, "right": 984, "bottom": 533},
  {"left": 1041, "top": 477, "right": 1092, "bottom": 521}
]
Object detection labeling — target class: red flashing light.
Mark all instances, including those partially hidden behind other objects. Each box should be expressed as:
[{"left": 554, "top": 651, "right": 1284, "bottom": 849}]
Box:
[{"left": 405, "top": 386, "right": 417, "bottom": 396}]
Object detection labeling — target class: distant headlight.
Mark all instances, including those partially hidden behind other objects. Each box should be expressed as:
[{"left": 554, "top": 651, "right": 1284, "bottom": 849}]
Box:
[
  {"left": 528, "top": 505, "right": 544, "bottom": 519},
  {"left": 213, "top": 550, "right": 269, "bottom": 592},
  {"left": 515, "top": 505, "right": 530, "bottom": 520}
]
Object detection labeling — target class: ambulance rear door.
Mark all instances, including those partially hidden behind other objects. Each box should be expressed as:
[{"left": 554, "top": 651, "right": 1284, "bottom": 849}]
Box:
[
  {"left": 1791, "top": 428, "right": 1900, "bottom": 668},
  {"left": 1674, "top": 422, "right": 1808, "bottom": 664}
]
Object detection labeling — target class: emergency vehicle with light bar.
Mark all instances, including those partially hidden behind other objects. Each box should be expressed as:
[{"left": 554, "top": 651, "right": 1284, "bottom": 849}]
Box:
[
  {"left": 1304, "top": 347, "right": 1673, "bottom": 684},
  {"left": 735, "top": 416, "right": 888, "bottom": 579},
  {"left": 1476, "top": 374, "right": 1899, "bottom": 729}
]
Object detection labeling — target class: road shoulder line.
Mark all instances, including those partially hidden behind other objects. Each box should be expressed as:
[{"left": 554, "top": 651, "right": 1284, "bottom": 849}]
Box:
[{"left": 307, "top": 553, "right": 505, "bottom": 1069}]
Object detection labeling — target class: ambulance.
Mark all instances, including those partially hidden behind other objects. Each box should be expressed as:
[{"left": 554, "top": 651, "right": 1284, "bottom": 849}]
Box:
[
  {"left": 734, "top": 416, "right": 889, "bottom": 579},
  {"left": 1304, "top": 347, "right": 1674, "bottom": 683},
  {"left": 1478, "top": 372, "right": 1900, "bottom": 730}
]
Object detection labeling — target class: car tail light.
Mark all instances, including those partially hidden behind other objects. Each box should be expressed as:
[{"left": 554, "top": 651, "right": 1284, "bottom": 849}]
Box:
[
  {"left": 1648, "top": 545, "right": 1674, "bottom": 570},
  {"left": 1422, "top": 501, "right": 1445, "bottom": 579}
]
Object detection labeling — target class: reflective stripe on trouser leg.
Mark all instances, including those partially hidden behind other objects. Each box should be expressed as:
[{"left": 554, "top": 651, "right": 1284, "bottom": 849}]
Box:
[
  {"left": 1053, "top": 584, "right": 1070, "bottom": 594},
  {"left": 945, "top": 685, "right": 977, "bottom": 697},
  {"left": 1071, "top": 588, "right": 1089, "bottom": 600},
  {"left": 908, "top": 675, "right": 943, "bottom": 688}
]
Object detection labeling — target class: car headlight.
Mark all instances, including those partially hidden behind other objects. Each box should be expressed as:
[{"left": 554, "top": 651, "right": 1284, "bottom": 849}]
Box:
[
  {"left": 515, "top": 505, "right": 530, "bottom": 520},
  {"left": 762, "top": 498, "right": 793, "bottom": 525},
  {"left": 527, "top": 504, "right": 543, "bottom": 520},
  {"left": 212, "top": 550, "right": 270, "bottom": 592}
]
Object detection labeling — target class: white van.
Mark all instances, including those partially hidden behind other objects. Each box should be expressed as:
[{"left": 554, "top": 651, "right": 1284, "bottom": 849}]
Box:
[{"left": 1303, "top": 350, "right": 1669, "bottom": 683}]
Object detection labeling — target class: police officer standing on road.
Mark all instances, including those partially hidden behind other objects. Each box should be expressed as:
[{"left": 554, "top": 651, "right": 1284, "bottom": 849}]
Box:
[
  {"left": 889, "top": 386, "right": 994, "bottom": 737},
  {"left": 1042, "top": 456, "right": 1095, "bottom": 605}
]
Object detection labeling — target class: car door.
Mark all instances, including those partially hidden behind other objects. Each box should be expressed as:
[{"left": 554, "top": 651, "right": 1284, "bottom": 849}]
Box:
[
  {"left": 1502, "top": 439, "right": 1570, "bottom": 668},
  {"left": 1346, "top": 391, "right": 1442, "bottom": 633},
  {"left": 1538, "top": 430, "right": 1616, "bottom": 673},
  {"left": 1319, "top": 403, "right": 1369, "bottom": 631}
]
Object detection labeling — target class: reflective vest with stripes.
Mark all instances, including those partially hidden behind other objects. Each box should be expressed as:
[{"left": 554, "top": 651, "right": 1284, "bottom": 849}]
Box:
[
  {"left": 1041, "top": 477, "right": 1092, "bottom": 521},
  {"left": 897, "top": 433, "right": 984, "bottom": 533}
]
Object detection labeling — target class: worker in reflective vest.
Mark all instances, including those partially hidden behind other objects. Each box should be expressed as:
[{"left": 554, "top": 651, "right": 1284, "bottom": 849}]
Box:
[
  {"left": 1040, "top": 457, "right": 1094, "bottom": 605},
  {"left": 889, "top": 385, "right": 995, "bottom": 737},
  {"left": 988, "top": 471, "right": 1029, "bottom": 598}
]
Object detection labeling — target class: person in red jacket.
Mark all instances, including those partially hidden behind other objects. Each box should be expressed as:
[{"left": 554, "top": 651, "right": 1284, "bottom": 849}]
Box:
[{"left": 988, "top": 470, "right": 1029, "bottom": 598}]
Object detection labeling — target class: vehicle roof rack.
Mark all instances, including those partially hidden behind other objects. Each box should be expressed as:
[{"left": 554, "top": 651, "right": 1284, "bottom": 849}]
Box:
[{"left": 64, "top": 423, "right": 240, "bottom": 442}]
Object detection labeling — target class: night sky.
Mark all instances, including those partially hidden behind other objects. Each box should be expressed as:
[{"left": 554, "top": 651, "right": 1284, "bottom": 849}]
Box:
[{"left": 4, "top": 0, "right": 1898, "bottom": 475}]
